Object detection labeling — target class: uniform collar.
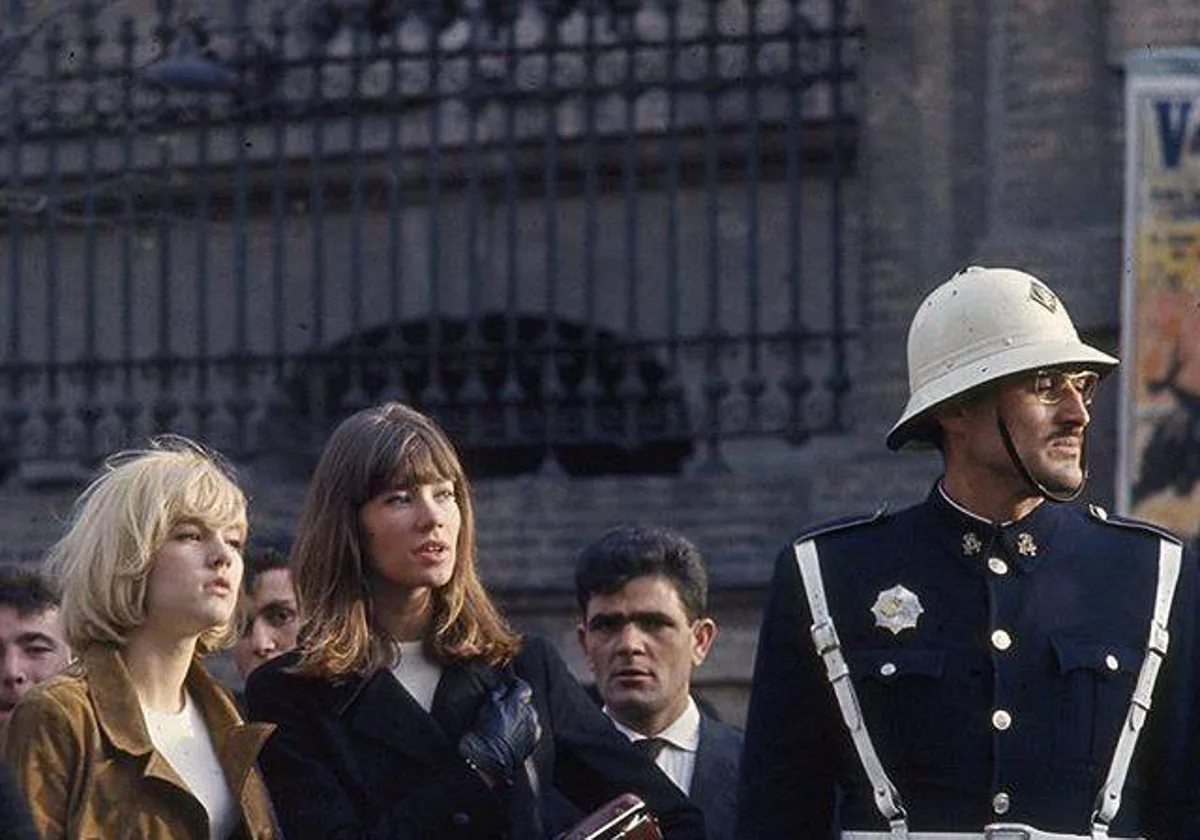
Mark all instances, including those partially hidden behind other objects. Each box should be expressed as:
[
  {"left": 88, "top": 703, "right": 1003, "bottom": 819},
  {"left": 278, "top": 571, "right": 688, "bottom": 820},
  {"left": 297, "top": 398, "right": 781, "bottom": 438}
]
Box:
[{"left": 927, "top": 482, "right": 1064, "bottom": 573}]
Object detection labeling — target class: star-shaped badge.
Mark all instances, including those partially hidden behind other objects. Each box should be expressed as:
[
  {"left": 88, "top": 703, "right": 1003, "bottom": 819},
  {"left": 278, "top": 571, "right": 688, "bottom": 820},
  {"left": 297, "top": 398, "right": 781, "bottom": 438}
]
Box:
[{"left": 871, "top": 584, "right": 924, "bottom": 636}]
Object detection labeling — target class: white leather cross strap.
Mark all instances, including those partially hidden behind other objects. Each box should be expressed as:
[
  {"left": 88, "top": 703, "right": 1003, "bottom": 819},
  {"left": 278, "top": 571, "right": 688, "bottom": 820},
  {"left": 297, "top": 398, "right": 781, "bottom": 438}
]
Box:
[
  {"left": 794, "top": 539, "right": 909, "bottom": 840},
  {"left": 1088, "top": 537, "right": 1181, "bottom": 837},
  {"left": 842, "top": 825, "right": 1141, "bottom": 840},
  {"left": 796, "top": 535, "right": 1178, "bottom": 840}
]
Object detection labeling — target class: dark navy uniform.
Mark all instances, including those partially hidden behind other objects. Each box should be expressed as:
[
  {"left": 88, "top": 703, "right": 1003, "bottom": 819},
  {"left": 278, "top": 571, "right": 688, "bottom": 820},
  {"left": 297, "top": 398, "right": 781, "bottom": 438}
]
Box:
[{"left": 736, "top": 487, "right": 1200, "bottom": 839}]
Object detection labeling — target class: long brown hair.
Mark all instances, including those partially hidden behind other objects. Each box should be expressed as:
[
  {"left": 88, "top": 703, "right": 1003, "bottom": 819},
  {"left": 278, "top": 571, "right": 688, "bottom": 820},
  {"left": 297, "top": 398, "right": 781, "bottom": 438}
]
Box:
[{"left": 293, "top": 402, "right": 519, "bottom": 678}]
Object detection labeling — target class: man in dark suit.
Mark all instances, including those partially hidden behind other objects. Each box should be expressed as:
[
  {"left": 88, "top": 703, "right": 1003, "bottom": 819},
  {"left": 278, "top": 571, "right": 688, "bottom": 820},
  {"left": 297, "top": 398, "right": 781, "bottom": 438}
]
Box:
[{"left": 575, "top": 525, "right": 742, "bottom": 840}]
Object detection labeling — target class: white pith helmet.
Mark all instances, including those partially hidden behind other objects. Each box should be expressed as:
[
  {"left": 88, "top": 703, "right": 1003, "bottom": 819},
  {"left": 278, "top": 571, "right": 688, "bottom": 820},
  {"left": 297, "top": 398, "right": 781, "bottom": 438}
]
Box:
[{"left": 886, "top": 266, "right": 1119, "bottom": 451}]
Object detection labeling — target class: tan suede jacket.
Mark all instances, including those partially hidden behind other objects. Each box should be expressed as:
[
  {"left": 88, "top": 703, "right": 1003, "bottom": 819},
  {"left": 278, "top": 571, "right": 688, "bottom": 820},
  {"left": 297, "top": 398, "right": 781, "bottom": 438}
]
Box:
[{"left": 0, "top": 645, "right": 277, "bottom": 840}]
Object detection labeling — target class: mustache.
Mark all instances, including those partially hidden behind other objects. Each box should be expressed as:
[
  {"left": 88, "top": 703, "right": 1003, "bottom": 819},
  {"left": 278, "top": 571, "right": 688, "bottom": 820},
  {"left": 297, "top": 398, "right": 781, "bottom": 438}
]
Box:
[{"left": 1046, "top": 425, "right": 1085, "bottom": 443}]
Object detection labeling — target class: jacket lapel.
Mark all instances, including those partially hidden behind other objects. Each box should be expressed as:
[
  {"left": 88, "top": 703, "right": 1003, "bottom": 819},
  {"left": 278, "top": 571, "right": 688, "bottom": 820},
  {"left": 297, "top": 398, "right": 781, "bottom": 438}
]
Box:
[
  {"left": 430, "top": 659, "right": 501, "bottom": 741},
  {"left": 433, "top": 660, "right": 545, "bottom": 837},
  {"left": 85, "top": 647, "right": 189, "bottom": 792},
  {"left": 689, "top": 712, "right": 739, "bottom": 827},
  {"left": 187, "top": 661, "right": 274, "bottom": 798},
  {"left": 689, "top": 713, "right": 722, "bottom": 801},
  {"left": 341, "top": 668, "right": 456, "bottom": 765}
]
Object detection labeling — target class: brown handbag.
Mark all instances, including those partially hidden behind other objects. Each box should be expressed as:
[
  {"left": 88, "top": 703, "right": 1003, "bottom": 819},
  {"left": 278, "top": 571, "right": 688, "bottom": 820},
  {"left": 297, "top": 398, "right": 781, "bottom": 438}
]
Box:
[{"left": 555, "top": 793, "right": 663, "bottom": 840}]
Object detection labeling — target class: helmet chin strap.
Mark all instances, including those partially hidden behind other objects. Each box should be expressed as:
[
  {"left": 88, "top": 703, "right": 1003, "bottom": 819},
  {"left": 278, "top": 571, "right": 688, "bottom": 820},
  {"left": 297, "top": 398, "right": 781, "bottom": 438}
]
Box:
[{"left": 996, "top": 413, "right": 1087, "bottom": 503}]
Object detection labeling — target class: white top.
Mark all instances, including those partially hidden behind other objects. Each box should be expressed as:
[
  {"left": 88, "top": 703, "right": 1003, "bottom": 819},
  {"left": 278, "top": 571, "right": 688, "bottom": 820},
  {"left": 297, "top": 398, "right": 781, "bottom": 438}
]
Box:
[
  {"left": 390, "top": 641, "right": 444, "bottom": 713},
  {"left": 141, "top": 692, "right": 237, "bottom": 840},
  {"left": 607, "top": 696, "right": 702, "bottom": 794}
]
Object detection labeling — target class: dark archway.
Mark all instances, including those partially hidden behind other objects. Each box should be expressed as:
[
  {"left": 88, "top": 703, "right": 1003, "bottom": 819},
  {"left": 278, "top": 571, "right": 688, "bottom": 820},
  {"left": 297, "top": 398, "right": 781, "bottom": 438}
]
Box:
[{"left": 272, "top": 314, "right": 694, "bottom": 478}]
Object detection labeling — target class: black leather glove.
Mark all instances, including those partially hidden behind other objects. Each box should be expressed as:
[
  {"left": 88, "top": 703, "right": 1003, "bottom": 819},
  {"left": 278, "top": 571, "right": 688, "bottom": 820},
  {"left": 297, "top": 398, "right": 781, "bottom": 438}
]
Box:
[{"left": 458, "top": 677, "right": 541, "bottom": 787}]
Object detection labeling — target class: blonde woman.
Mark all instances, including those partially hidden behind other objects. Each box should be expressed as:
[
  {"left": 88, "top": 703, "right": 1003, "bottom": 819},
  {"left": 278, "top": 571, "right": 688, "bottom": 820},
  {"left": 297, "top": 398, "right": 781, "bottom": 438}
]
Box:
[
  {"left": 0, "top": 438, "right": 277, "bottom": 840},
  {"left": 245, "top": 402, "right": 704, "bottom": 839}
]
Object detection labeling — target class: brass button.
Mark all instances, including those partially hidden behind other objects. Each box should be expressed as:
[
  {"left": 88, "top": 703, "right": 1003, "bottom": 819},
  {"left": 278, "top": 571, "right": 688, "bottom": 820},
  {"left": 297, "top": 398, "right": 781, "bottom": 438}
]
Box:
[
  {"left": 988, "top": 557, "right": 1009, "bottom": 576},
  {"left": 991, "top": 629, "right": 1012, "bottom": 651},
  {"left": 879, "top": 662, "right": 897, "bottom": 677},
  {"left": 991, "top": 709, "right": 1012, "bottom": 731},
  {"left": 1105, "top": 654, "right": 1119, "bottom": 672},
  {"left": 993, "top": 791, "right": 1011, "bottom": 815}
]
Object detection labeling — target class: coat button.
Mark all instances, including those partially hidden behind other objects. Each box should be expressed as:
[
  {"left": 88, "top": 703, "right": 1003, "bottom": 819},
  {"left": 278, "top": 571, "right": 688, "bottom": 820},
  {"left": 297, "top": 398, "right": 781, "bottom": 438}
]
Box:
[
  {"left": 879, "top": 662, "right": 897, "bottom": 677},
  {"left": 987, "top": 557, "right": 1009, "bottom": 576},
  {"left": 993, "top": 791, "right": 1011, "bottom": 815},
  {"left": 991, "top": 629, "right": 1012, "bottom": 651},
  {"left": 991, "top": 709, "right": 1012, "bottom": 731},
  {"left": 1105, "top": 653, "right": 1119, "bottom": 672},
  {"left": 451, "top": 812, "right": 471, "bottom": 827}
]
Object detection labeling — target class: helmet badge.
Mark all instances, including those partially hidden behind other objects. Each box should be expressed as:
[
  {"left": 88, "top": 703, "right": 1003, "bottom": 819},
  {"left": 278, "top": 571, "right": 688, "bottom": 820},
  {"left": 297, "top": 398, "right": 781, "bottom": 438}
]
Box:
[{"left": 1029, "top": 280, "right": 1058, "bottom": 313}]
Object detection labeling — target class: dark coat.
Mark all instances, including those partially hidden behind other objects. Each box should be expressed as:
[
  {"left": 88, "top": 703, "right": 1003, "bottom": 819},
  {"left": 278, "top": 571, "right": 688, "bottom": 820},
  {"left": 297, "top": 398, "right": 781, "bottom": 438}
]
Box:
[
  {"left": 545, "top": 704, "right": 743, "bottom": 840},
  {"left": 246, "top": 636, "right": 706, "bottom": 840},
  {"left": 737, "top": 489, "right": 1200, "bottom": 840},
  {"left": 0, "top": 762, "right": 36, "bottom": 840},
  {"left": 689, "top": 713, "right": 742, "bottom": 840}
]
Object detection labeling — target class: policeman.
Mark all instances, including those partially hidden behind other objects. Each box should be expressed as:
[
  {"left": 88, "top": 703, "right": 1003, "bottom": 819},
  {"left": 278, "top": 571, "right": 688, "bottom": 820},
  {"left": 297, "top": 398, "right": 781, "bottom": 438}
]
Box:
[{"left": 736, "top": 267, "right": 1200, "bottom": 839}]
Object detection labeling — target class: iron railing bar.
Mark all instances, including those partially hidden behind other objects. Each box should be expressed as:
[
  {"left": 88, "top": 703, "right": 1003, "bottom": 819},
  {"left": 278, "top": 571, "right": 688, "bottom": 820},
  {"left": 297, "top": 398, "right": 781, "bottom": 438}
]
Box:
[
  {"left": 342, "top": 1, "right": 369, "bottom": 415},
  {"left": 540, "top": 9, "right": 564, "bottom": 473},
  {"left": 698, "top": 0, "right": 728, "bottom": 473},
  {"left": 79, "top": 0, "right": 103, "bottom": 461},
  {"left": 115, "top": 14, "right": 139, "bottom": 442},
  {"left": 384, "top": 18, "right": 408, "bottom": 405},
  {"left": 422, "top": 22, "right": 447, "bottom": 409},
  {"left": 2, "top": 0, "right": 863, "bottom": 476},
  {"left": 228, "top": 0, "right": 254, "bottom": 454},
  {"left": 5, "top": 29, "right": 28, "bottom": 458},
  {"left": 499, "top": 18, "right": 522, "bottom": 441},
  {"left": 268, "top": 9, "right": 289, "bottom": 410},
  {"left": 742, "top": 0, "right": 765, "bottom": 435},
  {"left": 41, "top": 20, "right": 65, "bottom": 461},
  {"left": 579, "top": 0, "right": 601, "bottom": 443},
  {"left": 305, "top": 30, "right": 328, "bottom": 434},
  {"left": 826, "top": 0, "right": 850, "bottom": 431},
  {"left": 783, "top": 0, "right": 810, "bottom": 445},
  {"left": 460, "top": 1, "right": 486, "bottom": 446}
]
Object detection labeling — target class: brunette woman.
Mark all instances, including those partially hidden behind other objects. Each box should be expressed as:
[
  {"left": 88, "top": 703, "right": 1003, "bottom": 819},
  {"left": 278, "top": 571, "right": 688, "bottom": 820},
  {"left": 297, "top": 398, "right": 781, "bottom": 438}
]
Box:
[
  {"left": 0, "top": 439, "right": 277, "bottom": 840},
  {"left": 245, "top": 402, "right": 705, "bottom": 839}
]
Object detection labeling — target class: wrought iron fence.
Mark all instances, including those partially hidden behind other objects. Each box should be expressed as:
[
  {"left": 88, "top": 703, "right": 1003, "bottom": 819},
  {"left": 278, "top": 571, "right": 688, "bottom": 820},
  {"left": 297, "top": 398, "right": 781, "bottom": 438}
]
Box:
[{"left": 0, "top": 0, "right": 861, "bottom": 481}]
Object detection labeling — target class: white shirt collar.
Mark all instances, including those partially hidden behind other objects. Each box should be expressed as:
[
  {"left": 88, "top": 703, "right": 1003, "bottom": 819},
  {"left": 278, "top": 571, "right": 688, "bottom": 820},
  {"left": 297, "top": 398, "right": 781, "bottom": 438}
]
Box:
[{"left": 605, "top": 695, "right": 701, "bottom": 753}]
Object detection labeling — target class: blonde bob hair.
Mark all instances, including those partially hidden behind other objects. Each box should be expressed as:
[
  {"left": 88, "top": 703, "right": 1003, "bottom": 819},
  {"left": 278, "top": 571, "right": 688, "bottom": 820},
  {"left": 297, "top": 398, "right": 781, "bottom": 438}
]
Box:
[
  {"left": 293, "top": 402, "right": 519, "bottom": 679},
  {"left": 45, "top": 436, "right": 248, "bottom": 657}
]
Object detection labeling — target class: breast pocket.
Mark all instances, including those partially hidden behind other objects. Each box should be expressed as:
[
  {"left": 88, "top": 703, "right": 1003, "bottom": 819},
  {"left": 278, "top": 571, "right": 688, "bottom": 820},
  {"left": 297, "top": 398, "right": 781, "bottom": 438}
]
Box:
[
  {"left": 847, "top": 648, "right": 946, "bottom": 767},
  {"left": 1050, "top": 635, "right": 1141, "bottom": 768}
]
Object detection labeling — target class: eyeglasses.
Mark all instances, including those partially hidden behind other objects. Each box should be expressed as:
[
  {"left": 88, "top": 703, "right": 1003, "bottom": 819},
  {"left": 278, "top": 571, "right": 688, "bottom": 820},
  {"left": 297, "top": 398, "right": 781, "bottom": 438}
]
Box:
[{"left": 1030, "top": 369, "right": 1100, "bottom": 406}]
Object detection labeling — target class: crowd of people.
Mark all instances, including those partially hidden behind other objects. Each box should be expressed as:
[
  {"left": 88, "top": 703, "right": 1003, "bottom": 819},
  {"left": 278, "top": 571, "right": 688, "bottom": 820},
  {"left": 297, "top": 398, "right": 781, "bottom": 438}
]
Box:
[{"left": 0, "top": 266, "right": 1198, "bottom": 840}]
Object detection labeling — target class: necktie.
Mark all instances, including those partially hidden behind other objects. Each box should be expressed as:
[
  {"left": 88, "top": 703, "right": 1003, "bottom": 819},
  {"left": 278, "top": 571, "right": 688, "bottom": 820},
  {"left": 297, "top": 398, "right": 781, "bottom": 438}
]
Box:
[{"left": 634, "top": 736, "right": 668, "bottom": 762}]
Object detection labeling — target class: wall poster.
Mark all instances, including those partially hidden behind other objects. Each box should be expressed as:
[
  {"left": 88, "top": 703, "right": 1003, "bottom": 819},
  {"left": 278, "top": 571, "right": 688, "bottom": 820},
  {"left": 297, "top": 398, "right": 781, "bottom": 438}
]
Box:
[{"left": 1120, "top": 48, "right": 1200, "bottom": 539}]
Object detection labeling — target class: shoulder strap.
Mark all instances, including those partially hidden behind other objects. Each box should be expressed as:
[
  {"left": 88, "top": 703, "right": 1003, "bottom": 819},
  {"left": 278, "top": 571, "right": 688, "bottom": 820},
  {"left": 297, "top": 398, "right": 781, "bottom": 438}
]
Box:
[
  {"left": 1089, "top": 537, "right": 1182, "bottom": 839},
  {"left": 793, "top": 539, "right": 909, "bottom": 839}
]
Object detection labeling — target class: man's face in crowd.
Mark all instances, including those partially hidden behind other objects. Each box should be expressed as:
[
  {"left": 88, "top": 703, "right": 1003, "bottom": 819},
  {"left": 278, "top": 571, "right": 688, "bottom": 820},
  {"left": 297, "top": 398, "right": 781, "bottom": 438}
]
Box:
[
  {"left": 0, "top": 604, "right": 70, "bottom": 723},
  {"left": 577, "top": 574, "right": 716, "bottom": 735},
  {"left": 232, "top": 568, "right": 300, "bottom": 679}
]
